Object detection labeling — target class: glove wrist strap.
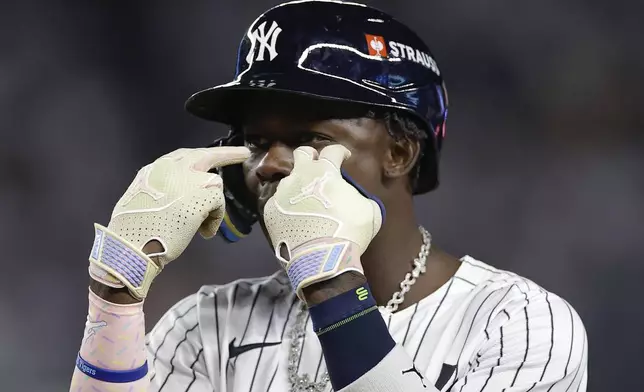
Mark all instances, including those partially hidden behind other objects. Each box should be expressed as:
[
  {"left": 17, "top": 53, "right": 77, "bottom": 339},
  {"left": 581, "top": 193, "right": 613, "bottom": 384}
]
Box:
[
  {"left": 285, "top": 238, "right": 364, "bottom": 301},
  {"left": 88, "top": 224, "right": 161, "bottom": 300}
]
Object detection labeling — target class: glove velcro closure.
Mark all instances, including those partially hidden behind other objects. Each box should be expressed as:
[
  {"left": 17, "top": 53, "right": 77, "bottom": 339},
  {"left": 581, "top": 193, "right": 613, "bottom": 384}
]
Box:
[
  {"left": 88, "top": 223, "right": 161, "bottom": 300},
  {"left": 286, "top": 239, "right": 364, "bottom": 301}
]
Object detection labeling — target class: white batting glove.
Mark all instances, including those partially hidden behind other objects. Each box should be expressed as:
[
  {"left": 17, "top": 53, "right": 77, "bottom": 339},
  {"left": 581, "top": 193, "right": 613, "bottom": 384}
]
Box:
[
  {"left": 88, "top": 147, "right": 250, "bottom": 300},
  {"left": 262, "top": 145, "right": 383, "bottom": 300}
]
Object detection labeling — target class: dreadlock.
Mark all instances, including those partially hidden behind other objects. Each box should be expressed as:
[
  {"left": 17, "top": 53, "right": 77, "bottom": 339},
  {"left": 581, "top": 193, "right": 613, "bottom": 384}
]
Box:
[
  {"left": 363, "top": 110, "right": 429, "bottom": 191},
  {"left": 365, "top": 110, "right": 428, "bottom": 141}
]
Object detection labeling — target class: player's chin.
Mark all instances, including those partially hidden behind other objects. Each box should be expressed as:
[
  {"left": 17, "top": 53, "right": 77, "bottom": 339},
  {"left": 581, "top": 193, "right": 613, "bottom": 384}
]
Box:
[
  {"left": 256, "top": 190, "right": 276, "bottom": 217},
  {"left": 256, "top": 182, "right": 278, "bottom": 213},
  {"left": 257, "top": 197, "right": 269, "bottom": 218}
]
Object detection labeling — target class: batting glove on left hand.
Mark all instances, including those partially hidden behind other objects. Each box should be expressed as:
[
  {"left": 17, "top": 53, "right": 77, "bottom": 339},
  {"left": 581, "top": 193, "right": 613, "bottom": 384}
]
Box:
[{"left": 262, "top": 145, "right": 384, "bottom": 300}]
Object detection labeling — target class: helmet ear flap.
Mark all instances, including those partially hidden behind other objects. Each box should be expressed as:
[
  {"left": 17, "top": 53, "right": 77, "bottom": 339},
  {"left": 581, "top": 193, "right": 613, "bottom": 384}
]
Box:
[
  {"left": 208, "top": 130, "right": 259, "bottom": 243},
  {"left": 413, "top": 82, "right": 448, "bottom": 195}
]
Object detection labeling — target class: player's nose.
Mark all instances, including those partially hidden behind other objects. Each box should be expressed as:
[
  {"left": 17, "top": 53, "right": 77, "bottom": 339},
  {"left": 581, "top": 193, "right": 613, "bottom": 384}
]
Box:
[{"left": 255, "top": 142, "right": 294, "bottom": 184}]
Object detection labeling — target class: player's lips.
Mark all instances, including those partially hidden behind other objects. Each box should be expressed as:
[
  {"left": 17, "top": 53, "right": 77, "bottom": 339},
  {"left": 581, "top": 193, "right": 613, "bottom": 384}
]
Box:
[{"left": 257, "top": 183, "right": 279, "bottom": 216}]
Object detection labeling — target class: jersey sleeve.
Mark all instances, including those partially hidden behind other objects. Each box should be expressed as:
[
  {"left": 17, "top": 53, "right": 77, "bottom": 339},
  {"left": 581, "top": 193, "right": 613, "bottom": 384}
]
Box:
[
  {"left": 146, "top": 293, "right": 213, "bottom": 392},
  {"left": 450, "top": 289, "right": 588, "bottom": 392},
  {"left": 336, "top": 344, "right": 442, "bottom": 392}
]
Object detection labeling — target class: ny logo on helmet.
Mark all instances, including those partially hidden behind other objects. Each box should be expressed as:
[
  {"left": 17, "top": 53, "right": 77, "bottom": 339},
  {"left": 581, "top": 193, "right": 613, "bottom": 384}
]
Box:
[{"left": 246, "top": 21, "right": 282, "bottom": 63}]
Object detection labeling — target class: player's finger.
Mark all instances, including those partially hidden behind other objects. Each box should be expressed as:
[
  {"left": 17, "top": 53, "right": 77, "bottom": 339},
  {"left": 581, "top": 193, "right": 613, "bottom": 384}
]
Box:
[
  {"left": 293, "top": 146, "right": 319, "bottom": 167},
  {"left": 319, "top": 144, "right": 351, "bottom": 171},
  {"left": 199, "top": 208, "right": 224, "bottom": 239},
  {"left": 200, "top": 172, "right": 223, "bottom": 189},
  {"left": 193, "top": 146, "right": 251, "bottom": 171}
]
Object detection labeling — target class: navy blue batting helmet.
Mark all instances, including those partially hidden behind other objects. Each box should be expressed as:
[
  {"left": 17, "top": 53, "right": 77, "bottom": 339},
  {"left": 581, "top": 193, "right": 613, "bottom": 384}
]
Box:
[{"left": 185, "top": 0, "right": 448, "bottom": 242}]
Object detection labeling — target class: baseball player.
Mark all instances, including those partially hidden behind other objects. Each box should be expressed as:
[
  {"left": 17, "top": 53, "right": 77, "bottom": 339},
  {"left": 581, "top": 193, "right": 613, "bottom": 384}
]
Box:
[{"left": 69, "top": 1, "right": 588, "bottom": 391}]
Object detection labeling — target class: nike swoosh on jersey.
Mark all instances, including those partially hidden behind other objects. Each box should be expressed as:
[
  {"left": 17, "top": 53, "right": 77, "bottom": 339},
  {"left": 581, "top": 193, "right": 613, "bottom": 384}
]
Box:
[{"left": 228, "top": 337, "right": 282, "bottom": 359}]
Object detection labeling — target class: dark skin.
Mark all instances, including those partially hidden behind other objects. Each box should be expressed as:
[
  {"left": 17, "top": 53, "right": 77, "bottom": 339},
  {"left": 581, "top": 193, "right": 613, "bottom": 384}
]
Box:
[{"left": 91, "top": 110, "right": 461, "bottom": 310}]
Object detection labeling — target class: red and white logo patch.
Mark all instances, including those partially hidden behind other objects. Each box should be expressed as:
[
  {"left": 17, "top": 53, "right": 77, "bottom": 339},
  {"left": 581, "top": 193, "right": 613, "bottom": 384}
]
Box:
[{"left": 365, "top": 34, "right": 388, "bottom": 57}]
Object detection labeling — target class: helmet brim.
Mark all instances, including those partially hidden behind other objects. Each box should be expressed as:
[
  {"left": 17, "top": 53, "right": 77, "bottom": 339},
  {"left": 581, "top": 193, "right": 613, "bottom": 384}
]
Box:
[{"left": 184, "top": 71, "right": 430, "bottom": 126}]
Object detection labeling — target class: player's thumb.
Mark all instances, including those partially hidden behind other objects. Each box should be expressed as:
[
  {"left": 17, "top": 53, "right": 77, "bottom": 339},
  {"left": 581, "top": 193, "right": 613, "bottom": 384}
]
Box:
[
  {"left": 190, "top": 178, "right": 226, "bottom": 238},
  {"left": 194, "top": 146, "right": 251, "bottom": 172},
  {"left": 199, "top": 206, "right": 225, "bottom": 239}
]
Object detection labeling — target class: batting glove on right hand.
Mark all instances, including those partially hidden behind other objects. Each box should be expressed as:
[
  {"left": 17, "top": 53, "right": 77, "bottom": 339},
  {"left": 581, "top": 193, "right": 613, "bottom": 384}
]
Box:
[{"left": 88, "top": 147, "right": 250, "bottom": 300}]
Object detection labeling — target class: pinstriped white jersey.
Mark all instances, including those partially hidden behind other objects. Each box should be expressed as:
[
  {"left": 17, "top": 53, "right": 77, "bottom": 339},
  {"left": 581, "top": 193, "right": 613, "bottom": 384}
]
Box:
[{"left": 145, "top": 256, "right": 587, "bottom": 392}]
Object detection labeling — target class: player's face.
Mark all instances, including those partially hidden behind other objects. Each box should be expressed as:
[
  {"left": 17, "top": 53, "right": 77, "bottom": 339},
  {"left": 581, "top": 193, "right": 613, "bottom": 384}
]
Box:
[{"left": 240, "top": 113, "right": 392, "bottom": 218}]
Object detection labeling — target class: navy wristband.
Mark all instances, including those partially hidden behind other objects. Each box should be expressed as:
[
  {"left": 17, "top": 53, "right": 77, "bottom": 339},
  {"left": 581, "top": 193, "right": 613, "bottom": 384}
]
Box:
[
  {"left": 317, "top": 299, "right": 395, "bottom": 390},
  {"left": 309, "top": 283, "right": 377, "bottom": 333},
  {"left": 76, "top": 353, "right": 148, "bottom": 383}
]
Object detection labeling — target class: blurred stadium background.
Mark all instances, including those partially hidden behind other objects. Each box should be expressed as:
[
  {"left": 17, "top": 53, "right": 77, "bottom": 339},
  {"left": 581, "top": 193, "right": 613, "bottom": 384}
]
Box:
[{"left": 1, "top": 0, "right": 642, "bottom": 390}]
